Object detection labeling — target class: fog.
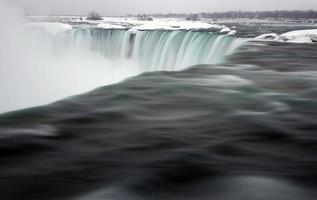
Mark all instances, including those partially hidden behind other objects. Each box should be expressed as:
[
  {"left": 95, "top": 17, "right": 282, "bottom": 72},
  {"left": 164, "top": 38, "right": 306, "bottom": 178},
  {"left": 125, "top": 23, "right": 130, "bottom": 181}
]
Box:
[
  {"left": 0, "top": 0, "right": 139, "bottom": 113},
  {"left": 1, "top": 0, "right": 316, "bottom": 113}
]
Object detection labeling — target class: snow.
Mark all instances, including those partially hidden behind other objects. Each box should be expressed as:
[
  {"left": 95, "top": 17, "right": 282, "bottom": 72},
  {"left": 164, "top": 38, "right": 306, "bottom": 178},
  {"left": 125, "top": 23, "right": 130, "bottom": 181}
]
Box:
[
  {"left": 255, "top": 33, "right": 278, "bottom": 40},
  {"left": 219, "top": 27, "right": 238, "bottom": 35},
  {"left": 220, "top": 27, "right": 231, "bottom": 33},
  {"left": 26, "top": 17, "right": 237, "bottom": 35},
  {"left": 285, "top": 36, "right": 313, "bottom": 43},
  {"left": 26, "top": 22, "right": 72, "bottom": 36},
  {"left": 97, "top": 23, "right": 126, "bottom": 29},
  {"left": 175, "top": 21, "right": 223, "bottom": 30},
  {"left": 227, "top": 30, "right": 237, "bottom": 36},
  {"left": 277, "top": 29, "right": 317, "bottom": 43},
  {"left": 133, "top": 24, "right": 177, "bottom": 31},
  {"left": 254, "top": 29, "right": 317, "bottom": 43},
  {"left": 127, "top": 28, "right": 138, "bottom": 34},
  {"left": 279, "top": 29, "right": 317, "bottom": 38},
  {"left": 44, "top": 16, "right": 225, "bottom": 31},
  {"left": 131, "top": 20, "right": 223, "bottom": 31}
]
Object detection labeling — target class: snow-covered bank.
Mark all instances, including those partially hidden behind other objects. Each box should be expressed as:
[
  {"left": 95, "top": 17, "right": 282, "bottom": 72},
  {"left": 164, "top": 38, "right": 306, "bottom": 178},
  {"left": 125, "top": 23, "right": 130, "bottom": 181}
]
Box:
[
  {"left": 131, "top": 21, "right": 220, "bottom": 31},
  {"left": 96, "top": 19, "right": 226, "bottom": 31},
  {"left": 96, "top": 23, "right": 126, "bottom": 29},
  {"left": 26, "top": 16, "right": 236, "bottom": 34},
  {"left": 255, "top": 29, "right": 317, "bottom": 43},
  {"left": 255, "top": 33, "right": 279, "bottom": 40},
  {"left": 278, "top": 29, "right": 317, "bottom": 43},
  {"left": 79, "top": 17, "right": 225, "bottom": 30}
]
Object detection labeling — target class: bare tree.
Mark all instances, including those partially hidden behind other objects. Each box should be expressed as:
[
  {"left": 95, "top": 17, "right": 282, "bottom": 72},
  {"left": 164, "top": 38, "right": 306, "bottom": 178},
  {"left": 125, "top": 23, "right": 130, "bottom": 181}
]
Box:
[
  {"left": 186, "top": 14, "right": 200, "bottom": 21},
  {"left": 87, "top": 11, "right": 102, "bottom": 20}
]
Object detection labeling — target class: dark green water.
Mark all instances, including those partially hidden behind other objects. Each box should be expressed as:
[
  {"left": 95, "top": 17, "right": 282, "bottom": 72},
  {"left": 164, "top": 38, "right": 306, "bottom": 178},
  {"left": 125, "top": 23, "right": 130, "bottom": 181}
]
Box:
[{"left": 1, "top": 33, "right": 317, "bottom": 199}]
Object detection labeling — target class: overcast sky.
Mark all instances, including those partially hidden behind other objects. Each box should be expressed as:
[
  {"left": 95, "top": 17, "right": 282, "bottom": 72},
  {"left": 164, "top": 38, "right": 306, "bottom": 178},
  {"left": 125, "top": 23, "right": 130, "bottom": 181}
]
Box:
[{"left": 9, "top": 0, "right": 317, "bottom": 16}]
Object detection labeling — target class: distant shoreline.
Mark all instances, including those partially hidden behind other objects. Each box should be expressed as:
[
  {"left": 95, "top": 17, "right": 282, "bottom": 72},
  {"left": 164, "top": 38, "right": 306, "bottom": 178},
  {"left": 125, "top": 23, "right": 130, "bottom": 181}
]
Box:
[
  {"left": 25, "top": 10, "right": 317, "bottom": 21},
  {"left": 26, "top": 15, "right": 317, "bottom": 25}
]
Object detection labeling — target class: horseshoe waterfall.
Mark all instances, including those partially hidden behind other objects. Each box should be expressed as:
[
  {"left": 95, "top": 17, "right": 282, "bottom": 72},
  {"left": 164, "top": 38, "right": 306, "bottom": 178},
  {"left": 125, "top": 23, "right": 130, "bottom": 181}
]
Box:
[{"left": 55, "top": 28, "right": 245, "bottom": 71}]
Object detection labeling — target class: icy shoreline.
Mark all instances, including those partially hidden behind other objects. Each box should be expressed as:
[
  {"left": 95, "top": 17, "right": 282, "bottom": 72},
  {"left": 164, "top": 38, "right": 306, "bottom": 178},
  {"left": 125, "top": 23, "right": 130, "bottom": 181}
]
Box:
[
  {"left": 255, "top": 29, "right": 317, "bottom": 44},
  {"left": 26, "top": 16, "right": 236, "bottom": 33}
]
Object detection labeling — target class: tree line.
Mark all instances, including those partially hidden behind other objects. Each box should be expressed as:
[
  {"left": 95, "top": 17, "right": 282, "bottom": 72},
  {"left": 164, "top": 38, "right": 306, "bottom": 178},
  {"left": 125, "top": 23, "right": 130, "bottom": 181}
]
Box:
[
  {"left": 129, "top": 10, "right": 317, "bottom": 20},
  {"left": 200, "top": 10, "right": 317, "bottom": 19}
]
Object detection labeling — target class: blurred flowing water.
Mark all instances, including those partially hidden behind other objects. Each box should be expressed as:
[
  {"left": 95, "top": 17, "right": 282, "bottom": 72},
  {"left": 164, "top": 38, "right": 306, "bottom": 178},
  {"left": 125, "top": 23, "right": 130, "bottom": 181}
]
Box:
[
  {"left": 1, "top": 25, "right": 317, "bottom": 200},
  {"left": 55, "top": 28, "right": 244, "bottom": 70}
]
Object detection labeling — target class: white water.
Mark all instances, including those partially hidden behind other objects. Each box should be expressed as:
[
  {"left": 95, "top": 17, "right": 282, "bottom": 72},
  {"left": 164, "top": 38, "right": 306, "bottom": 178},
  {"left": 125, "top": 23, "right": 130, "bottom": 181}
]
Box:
[
  {"left": 0, "top": 1, "right": 245, "bottom": 113},
  {"left": 56, "top": 28, "right": 245, "bottom": 71}
]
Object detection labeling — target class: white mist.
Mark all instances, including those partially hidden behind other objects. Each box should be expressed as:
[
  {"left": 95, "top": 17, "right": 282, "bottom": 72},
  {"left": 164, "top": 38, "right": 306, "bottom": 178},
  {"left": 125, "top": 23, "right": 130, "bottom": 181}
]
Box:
[{"left": 0, "top": 0, "right": 140, "bottom": 113}]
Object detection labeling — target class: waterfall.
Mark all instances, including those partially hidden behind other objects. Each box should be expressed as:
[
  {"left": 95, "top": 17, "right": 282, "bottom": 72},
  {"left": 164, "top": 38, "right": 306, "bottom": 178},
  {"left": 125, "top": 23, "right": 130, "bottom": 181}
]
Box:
[{"left": 55, "top": 28, "right": 245, "bottom": 71}]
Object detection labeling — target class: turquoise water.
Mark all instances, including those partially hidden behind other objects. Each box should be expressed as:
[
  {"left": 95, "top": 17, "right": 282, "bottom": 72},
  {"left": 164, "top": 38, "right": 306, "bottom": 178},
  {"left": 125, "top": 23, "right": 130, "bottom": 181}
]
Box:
[{"left": 56, "top": 28, "right": 245, "bottom": 71}]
